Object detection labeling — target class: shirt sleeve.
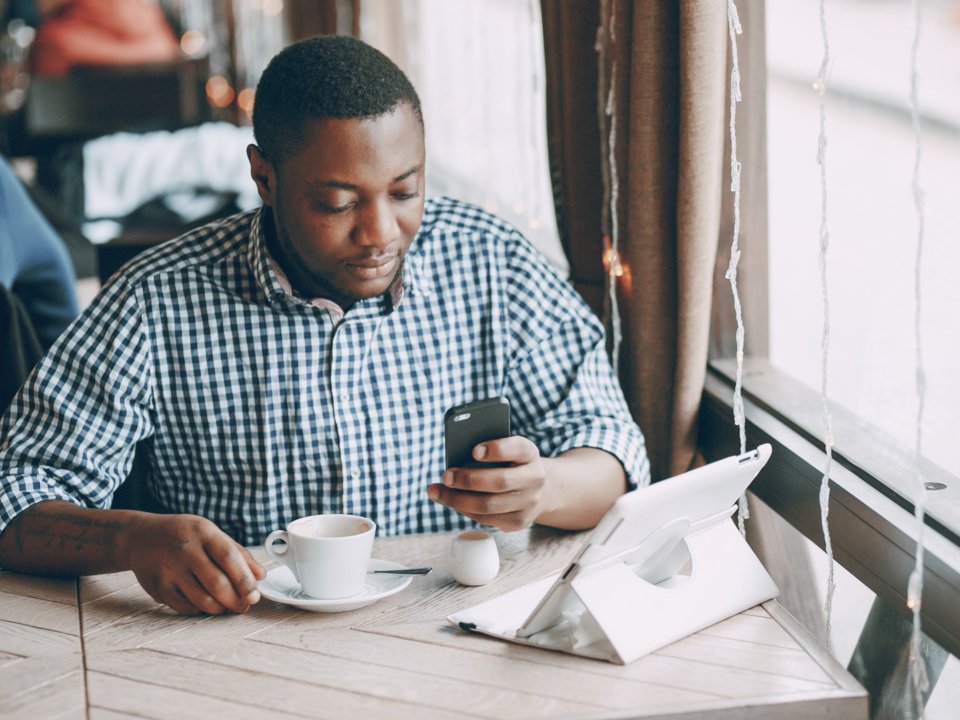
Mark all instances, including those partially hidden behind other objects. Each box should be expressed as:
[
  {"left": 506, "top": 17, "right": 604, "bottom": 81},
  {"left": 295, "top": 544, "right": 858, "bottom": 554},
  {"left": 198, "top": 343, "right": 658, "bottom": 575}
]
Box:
[
  {"left": 0, "top": 275, "right": 155, "bottom": 536},
  {"left": 500, "top": 232, "right": 650, "bottom": 490},
  {"left": 0, "top": 157, "right": 80, "bottom": 349}
]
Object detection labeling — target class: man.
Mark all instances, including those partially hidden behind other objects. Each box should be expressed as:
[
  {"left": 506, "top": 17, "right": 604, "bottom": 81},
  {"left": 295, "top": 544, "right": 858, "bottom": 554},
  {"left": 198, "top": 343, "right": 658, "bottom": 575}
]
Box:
[{"left": 0, "top": 36, "right": 648, "bottom": 616}]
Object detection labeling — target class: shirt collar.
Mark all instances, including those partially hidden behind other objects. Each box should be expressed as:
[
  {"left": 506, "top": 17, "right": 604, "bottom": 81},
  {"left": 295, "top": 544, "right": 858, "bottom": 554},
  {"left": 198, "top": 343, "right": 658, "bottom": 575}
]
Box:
[
  {"left": 247, "top": 207, "right": 288, "bottom": 304},
  {"left": 247, "top": 206, "right": 430, "bottom": 314}
]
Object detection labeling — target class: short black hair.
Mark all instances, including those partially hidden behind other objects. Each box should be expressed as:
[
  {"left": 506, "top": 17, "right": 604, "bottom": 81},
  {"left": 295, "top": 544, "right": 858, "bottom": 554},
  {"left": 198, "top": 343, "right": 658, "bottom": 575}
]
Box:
[{"left": 252, "top": 35, "right": 423, "bottom": 165}]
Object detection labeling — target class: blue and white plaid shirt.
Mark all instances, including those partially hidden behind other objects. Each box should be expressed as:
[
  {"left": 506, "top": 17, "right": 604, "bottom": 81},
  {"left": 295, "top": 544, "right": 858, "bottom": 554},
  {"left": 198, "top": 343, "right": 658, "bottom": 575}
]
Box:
[{"left": 0, "top": 197, "right": 649, "bottom": 546}]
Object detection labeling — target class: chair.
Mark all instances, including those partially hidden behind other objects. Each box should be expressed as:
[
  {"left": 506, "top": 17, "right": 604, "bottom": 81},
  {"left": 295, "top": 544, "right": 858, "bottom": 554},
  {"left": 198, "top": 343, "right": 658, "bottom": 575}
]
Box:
[
  {"left": 12, "top": 56, "right": 221, "bottom": 283},
  {"left": 22, "top": 57, "right": 211, "bottom": 144}
]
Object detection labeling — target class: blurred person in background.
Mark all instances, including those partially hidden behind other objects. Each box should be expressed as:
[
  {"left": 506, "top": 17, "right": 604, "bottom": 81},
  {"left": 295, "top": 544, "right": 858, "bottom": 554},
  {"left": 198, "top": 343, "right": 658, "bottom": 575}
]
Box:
[
  {"left": 29, "top": 0, "right": 178, "bottom": 77},
  {"left": 0, "top": 153, "right": 77, "bottom": 349}
]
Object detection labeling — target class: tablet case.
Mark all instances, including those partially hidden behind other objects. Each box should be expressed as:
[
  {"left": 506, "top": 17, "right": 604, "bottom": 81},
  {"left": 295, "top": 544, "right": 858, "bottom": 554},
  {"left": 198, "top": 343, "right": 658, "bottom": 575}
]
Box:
[{"left": 448, "top": 448, "right": 780, "bottom": 665}]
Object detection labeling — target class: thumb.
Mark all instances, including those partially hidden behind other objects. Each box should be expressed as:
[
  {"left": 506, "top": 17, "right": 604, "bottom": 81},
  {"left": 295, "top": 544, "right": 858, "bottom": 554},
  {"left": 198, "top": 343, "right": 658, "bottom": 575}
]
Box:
[{"left": 237, "top": 543, "right": 267, "bottom": 580}]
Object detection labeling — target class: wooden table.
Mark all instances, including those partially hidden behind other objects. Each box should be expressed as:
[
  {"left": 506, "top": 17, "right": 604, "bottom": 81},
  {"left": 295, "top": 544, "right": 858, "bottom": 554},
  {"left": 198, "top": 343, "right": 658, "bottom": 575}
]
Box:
[{"left": 0, "top": 527, "right": 867, "bottom": 719}]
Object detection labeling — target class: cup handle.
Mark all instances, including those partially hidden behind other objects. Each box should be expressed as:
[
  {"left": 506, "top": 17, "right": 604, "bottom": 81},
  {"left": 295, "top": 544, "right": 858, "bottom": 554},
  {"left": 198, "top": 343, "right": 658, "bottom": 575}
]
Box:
[{"left": 263, "top": 530, "right": 298, "bottom": 580}]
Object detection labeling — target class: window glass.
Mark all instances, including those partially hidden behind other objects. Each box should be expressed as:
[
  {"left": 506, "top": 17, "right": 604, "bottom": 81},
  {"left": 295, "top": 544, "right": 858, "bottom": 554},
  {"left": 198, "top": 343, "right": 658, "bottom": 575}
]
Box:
[
  {"left": 360, "top": 0, "right": 568, "bottom": 275},
  {"left": 766, "top": 0, "right": 960, "bottom": 491}
]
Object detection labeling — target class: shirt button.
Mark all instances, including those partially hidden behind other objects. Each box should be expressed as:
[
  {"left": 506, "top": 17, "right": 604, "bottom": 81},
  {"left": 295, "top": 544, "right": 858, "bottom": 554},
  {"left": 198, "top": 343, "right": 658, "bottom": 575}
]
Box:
[
  {"left": 340, "top": 393, "right": 349, "bottom": 403},
  {"left": 350, "top": 467, "right": 361, "bottom": 480}
]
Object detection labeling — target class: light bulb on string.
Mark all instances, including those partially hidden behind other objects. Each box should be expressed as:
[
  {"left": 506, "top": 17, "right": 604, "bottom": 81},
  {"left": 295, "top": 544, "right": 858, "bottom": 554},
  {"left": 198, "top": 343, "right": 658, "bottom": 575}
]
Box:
[
  {"left": 602, "top": 235, "right": 623, "bottom": 278},
  {"left": 237, "top": 88, "right": 255, "bottom": 117},
  {"left": 262, "top": 0, "right": 283, "bottom": 17},
  {"left": 180, "top": 30, "right": 206, "bottom": 56},
  {"left": 206, "top": 75, "right": 235, "bottom": 109},
  {"left": 602, "top": 235, "right": 632, "bottom": 294}
]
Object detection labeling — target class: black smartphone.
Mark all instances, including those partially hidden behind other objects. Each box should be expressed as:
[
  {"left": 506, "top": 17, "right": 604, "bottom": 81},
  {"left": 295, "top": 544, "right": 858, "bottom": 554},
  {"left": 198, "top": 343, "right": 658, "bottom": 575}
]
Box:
[{"left": 444, "top": 397, "right": 512, "bottom": 469}]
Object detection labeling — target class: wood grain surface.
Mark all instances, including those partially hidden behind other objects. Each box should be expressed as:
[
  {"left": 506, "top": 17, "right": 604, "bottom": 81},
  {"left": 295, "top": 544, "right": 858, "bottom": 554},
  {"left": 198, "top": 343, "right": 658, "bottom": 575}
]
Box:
[{"left": 0, "top": 528, "right": 867, "bottom": 719}]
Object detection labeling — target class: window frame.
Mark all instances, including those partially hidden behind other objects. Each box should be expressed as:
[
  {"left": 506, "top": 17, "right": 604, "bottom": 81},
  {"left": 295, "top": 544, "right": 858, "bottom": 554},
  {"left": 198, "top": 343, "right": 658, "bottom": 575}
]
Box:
[
  {"left": 707, "top": 0, "right": 960, "bottom": 660},
  {"left": 700, "top": 361, "right": 960, "bottom": 659}
]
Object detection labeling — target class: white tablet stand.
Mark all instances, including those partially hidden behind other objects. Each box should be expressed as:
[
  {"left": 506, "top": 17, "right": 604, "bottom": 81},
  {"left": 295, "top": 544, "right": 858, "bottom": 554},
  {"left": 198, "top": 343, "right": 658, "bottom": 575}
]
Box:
[{"left": 449, "top": 447, "right": 780, "bottom": 665}]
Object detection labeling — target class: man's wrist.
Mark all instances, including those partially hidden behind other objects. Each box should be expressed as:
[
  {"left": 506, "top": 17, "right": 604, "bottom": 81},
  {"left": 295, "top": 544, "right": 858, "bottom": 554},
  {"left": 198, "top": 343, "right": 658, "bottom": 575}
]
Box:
[
  {"left": 534, "top": 449, "right": 627, "bottom": 530},
  {"left": 535, "top": 456, "right": 563, "bottom": 524},
  {"left": 110, "top": 510, "right": 151, "bottom": 570}
]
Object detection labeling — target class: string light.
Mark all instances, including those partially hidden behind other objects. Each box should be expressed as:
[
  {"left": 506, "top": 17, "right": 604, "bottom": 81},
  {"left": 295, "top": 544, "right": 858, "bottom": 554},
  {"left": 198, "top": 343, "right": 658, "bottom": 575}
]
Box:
[
  {"left": 261, "top": 0, "right": 283, "bottom": 17},
  {"left": 602, "top": 236, "right": 624, "bottom": 279},
  {"left": 597, "top": 0, "right": 623, "bottom": 377},
  {"left": 180, "top": 30, "right": 206, "bottom": 56},
  {"left": 602, "top": 235, "right": 631, "bottom": 295},
  {"left": 205, "top": 75, "right": 235, "bottom": 108},
  {"left": 726, "top": 0, "right": 749, "bottom": 533},
  {"left": 237, "top": 88, "right": 256, "bottom": 116},
  {"left": 815, "top": 0, "right": 836, "bottom": 651},
  {"left": 907, "top": 0, "right": 929, "bottom": 715}
]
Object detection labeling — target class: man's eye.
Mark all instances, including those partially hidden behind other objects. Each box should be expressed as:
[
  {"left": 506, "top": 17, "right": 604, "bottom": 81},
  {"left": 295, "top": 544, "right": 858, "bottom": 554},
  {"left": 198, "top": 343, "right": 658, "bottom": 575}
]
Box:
[
  {"left": 391, "top": 191, "right": 420, "bottom": 201},
  {"left": 317, "top": 202, "right": 354, "bottom": 214}
]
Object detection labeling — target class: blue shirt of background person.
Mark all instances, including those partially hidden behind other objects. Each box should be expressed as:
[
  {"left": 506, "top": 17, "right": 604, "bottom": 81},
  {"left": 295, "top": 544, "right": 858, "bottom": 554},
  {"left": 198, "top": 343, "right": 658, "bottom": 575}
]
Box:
[{"left": 0, "top": 156, "right": 79, "bottom": 349}]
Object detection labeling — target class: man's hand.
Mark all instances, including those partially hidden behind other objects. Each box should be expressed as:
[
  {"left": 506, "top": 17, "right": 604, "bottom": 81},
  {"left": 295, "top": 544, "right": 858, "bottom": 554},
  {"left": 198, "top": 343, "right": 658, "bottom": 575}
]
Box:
[
  {"left": 0, "top": 501, "right": 265, "bottom": 616},
  {"left": 428, "top": 436, "right": 549, "bottom": 532},
  {"left": 121, "top": 514, "right": 266, "bottom": 615},
  {"left": 428, "top": 444, "right": 629, "bottom": 532}
]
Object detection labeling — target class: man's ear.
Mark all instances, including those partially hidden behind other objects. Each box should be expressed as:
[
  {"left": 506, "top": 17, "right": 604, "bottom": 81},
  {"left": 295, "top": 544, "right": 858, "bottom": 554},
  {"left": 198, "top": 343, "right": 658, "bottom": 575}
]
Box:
[{"left": 247, "top": 144, "right": 276, "bottom": 206}]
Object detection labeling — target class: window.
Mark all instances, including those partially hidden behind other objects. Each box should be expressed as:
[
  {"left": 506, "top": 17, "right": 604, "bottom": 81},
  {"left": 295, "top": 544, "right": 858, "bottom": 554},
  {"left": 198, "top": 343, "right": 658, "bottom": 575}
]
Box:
[
  {"left": 707, "top": 1, "right": 960, "bottom": 715},
  {"left": 359, "top": 0, "right": 567, "bottom": 275},
  {"left": 767, "top": 0, "right": 960, "bottom": 490},
  {"left": 164, "top": 0, "right": 289, "bottom": 121}
]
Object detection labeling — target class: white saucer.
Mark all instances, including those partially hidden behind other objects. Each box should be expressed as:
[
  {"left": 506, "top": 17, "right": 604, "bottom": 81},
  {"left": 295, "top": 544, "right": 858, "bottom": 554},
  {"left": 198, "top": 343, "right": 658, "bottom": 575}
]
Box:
[{"left": 258, "top": 559, "right": 413, "bottom": 612}]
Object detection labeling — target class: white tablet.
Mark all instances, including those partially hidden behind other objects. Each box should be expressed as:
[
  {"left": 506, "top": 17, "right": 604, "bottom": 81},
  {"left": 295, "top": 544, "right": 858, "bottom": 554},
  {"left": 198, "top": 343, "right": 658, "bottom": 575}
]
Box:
[{"left": 515, "top": 444, "right": 772, "bottom": 638}]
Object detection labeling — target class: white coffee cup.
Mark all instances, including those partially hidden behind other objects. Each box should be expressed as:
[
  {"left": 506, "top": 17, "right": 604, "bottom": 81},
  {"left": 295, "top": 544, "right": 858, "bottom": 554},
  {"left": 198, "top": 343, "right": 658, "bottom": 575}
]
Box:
[
  {"left": 263, "top": 514, "right": 376, "bottom": 599},
  {"left": 450, "top": 530, "right": 500, "bottom": 586}
]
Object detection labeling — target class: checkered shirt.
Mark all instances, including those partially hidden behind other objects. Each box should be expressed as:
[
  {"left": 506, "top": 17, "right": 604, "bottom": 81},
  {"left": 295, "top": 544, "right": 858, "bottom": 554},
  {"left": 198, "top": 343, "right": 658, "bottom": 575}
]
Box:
[{"left": 0, "top": 197, "right": 649, "bottom": 546}]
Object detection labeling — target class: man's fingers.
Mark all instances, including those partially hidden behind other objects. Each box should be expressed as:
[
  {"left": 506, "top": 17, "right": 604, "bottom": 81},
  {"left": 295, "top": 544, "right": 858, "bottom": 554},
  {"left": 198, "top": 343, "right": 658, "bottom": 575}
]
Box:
[
  {"left": 140, "top": 580, "right": 197, "bottom": 616},
  {"left": 160, "top": 587, "right": 201, "bottom": 616},
  {"left": 458, "top": 509, "right": 534, "bottom": 533},
  {"left": 443, "top": 437, "right": 543, "bottom": 494},
  {"left": 237, "top": 543, "right": 267, "bottom": 580},
  {"left": 430, "top": 484, "right": 531, "bottom": 516},
  {"left": 442, "top": 469, "right": 511, "bottom": 493},
  {"left": 203, "top": 539, "right": 261, "bottom": 610},
  {"left": 126, "top": 515, "right": 262, "bottom": 616},
  {"left": 443, "top": 463, "right": 543, "bottom": 494},
  {"left": 434, "top": 435, "right": 546, "bottom": 531},
  {"left": 174, "top": 577, "right": 227, "bottom": 615},
  {"left": 474, "top": 436, "right": 539, "bottom": 464}
]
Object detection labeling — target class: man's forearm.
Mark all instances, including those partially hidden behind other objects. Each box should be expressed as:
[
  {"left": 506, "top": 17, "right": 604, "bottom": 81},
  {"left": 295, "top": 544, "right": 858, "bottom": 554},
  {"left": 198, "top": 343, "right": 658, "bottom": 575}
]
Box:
[
  {"left": 536, "top": 447, "right": 628, "bottom": 530},
  {"left": 0, "top": 500, "right": 266, "bottom": 615},
  {"left": 0, "top": 500, "right": 140, "bottom": 576}
]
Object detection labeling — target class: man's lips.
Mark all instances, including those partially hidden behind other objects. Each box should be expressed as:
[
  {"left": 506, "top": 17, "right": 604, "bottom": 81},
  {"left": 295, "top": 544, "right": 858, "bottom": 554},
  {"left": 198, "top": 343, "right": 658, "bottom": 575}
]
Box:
[{"left": 343, "top": 255, "right": 399, "bottom": 280}]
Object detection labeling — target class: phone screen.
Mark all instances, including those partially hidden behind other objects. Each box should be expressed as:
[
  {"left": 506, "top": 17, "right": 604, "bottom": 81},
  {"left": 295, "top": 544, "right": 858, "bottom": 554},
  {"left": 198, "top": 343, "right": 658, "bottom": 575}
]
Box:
[{"left": 444, "top": 397, "right": 511, "bottom": 469}]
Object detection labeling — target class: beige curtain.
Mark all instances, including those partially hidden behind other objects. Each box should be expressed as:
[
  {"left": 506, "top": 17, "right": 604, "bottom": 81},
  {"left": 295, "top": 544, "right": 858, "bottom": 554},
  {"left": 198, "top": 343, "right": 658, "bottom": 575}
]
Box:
[{"left": 542, "top": 0, "right": 727, "bottom": 481}]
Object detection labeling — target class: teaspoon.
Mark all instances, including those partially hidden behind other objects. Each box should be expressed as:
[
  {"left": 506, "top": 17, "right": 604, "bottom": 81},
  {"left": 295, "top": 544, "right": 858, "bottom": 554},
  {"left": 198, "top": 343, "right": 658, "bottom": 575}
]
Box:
[{"left": 368, "top": 566, "right": 433, "bottom": 575}]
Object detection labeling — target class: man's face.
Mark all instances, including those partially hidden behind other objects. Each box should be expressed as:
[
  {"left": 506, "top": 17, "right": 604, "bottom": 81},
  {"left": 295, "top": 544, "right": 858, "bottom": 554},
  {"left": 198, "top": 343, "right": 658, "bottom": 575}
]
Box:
[{"left": 248, "top": 103, "right": 426, "bottom": 306}]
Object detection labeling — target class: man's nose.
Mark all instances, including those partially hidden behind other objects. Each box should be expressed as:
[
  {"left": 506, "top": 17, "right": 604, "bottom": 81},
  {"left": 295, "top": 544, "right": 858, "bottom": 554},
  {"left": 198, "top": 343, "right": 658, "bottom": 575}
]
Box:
[{"left": 353, "top": 197, "right": 400, "bottom": 248}]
